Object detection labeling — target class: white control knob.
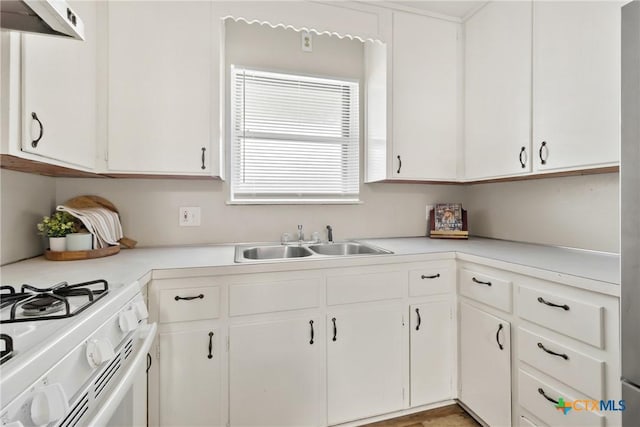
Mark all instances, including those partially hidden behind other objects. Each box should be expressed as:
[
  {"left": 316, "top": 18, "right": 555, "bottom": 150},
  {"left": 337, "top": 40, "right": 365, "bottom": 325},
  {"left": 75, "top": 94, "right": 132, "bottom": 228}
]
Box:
[
  {"left": 134, "top": 300, "right": 149, "bottom": 320},
  {"left": 86, "top": 338, "right": 115, "bottom": 368},
  {"left": 119, "top": 309, "right": 138, "bottom": 333},
  {"left": 30, "top": 384, "right": 69, "bottom": 426}
]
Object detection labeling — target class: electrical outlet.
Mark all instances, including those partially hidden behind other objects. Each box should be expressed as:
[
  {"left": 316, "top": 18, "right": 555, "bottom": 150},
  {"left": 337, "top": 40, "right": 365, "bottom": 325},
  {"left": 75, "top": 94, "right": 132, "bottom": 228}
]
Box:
[
  {"left": 179, "top": 207, "right": 201, "bottom": 227},
  {"left": 301, "top": 31, "right": 312, "bottom": 52}
]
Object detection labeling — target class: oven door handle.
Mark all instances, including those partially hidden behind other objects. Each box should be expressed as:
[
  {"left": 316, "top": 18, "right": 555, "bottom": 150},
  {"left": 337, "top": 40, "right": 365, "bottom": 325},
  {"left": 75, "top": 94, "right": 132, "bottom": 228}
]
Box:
[{"left": 85, "top": 322, "right": 158, "bottom": 427}]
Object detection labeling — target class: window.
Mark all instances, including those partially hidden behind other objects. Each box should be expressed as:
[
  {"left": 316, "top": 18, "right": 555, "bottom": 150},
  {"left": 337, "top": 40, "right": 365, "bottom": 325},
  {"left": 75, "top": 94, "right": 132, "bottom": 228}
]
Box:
[{"left": 230, "top": 67, "right": 360, "bottom": 203}]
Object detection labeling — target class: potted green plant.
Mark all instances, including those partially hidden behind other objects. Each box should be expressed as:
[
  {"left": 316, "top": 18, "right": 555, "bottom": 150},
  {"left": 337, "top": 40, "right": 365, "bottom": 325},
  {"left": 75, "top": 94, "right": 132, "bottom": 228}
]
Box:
[{"left": 37, "top": 212, "right": 77, "bottom": 252}]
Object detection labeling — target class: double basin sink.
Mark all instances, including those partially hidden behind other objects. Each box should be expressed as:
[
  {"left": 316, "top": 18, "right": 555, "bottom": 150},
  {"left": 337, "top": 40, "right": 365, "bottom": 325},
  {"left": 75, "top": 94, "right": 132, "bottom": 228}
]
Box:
[{"left": 235, "top": 241, "right": 393, "bottom": 263}]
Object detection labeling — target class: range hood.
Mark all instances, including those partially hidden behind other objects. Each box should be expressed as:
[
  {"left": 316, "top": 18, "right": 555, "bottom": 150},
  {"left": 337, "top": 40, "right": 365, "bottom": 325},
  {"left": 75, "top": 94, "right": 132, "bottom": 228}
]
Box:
[{"left": 0, "top": 0, "right": 84, "bottom": 40}]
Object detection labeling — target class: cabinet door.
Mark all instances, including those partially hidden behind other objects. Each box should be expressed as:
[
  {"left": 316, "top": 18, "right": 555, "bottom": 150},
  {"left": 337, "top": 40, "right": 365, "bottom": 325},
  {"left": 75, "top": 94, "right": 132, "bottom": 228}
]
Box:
[
  {"left": 410, "top": 300, "right": 453, "bottom": 406},
  {"left": 159, "top": 328, "right": 223, "bottom": 427},
  {"left": 327, "top": 305, "right": 404, "bottom": 425},
  {"left": 391, "top": 12, "right": 458, "bottom": 180},
  {"left": 20, "top": 0, "right": 96, "bottom": 169},
  {"left": 107, "top": 1, "right": 215, "bottom": 175},
  {"left": 229, "top": 317, "right": 323, "bottom": 427},
  {"left": 459, "top": 302, "right": 511, "bottom": 427},
  {"left": 532, "top": 1, "right": 621, "bottom": 171},
  {"left": 464, "top": 1, "right": 532, "bottom": 180}
]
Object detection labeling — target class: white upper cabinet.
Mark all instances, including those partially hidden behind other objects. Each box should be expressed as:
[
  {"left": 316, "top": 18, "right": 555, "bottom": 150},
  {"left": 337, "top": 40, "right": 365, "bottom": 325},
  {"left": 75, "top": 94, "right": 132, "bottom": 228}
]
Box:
[
  {"left": 532, "top": 1, "right": 621, "bottom": 172},
  {"left": 464, "top": 1, "right": 532, "bottom": 180},
  {"left": 366, "top": 11, "right": 459, "bottom": 182},
  {"left": 107, "top": 1, "right": 219, "bottom": 176},
  {"left": 19, "top": 0, "right": 97, "bottom": 170},
  {"left": 391, "top": 12, "right": 459, "bottom": 181}
]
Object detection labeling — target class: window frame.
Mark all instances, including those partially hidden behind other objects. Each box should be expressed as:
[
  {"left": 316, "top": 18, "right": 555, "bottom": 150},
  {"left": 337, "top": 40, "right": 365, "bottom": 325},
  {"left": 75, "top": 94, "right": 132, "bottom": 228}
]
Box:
[{"left": 228, "top": 65, "right": 361, "bottom": 205}]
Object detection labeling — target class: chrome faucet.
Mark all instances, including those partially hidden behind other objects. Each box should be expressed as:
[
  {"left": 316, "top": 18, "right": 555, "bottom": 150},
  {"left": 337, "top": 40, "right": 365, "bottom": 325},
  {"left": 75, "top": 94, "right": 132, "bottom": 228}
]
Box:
[
  {"left": 326, "top": 225, "right": 333, "bottom": 243},
  {"left": 297, "top": 224, "right": 304, "bottom": 243}
]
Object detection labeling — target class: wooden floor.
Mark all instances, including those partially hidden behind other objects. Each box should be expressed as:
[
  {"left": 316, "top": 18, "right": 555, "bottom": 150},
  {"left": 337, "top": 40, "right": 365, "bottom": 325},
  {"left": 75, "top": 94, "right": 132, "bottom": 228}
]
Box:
[{"left": 362, "top": 404, "right": 480, "bottom": 427}]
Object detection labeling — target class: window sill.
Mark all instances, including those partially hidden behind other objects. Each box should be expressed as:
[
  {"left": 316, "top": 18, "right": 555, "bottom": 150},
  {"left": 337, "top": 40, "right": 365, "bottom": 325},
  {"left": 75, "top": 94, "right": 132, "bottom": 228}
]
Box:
[{"left": 226, "top": 199, "right": 363, "bottom": 205}]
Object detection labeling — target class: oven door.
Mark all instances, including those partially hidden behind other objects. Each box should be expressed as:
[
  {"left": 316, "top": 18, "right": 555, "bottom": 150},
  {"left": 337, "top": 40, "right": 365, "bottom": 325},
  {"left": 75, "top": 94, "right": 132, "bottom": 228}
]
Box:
[{"left": 84, "top": 322, "right": 157, "bottom": 427}]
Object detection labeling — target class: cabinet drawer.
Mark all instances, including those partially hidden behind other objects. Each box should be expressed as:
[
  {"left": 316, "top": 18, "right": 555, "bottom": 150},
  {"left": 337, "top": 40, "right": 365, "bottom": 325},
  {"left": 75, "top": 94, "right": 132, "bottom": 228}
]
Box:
[
  {"left": 327, "top": 271, "right": 404, "bottom": 305},
  {"left": 518, "top": 286, "right": 604, "bottom": 348},
  {"left": 230, "top": 278, "right": 320, "bottom": 316},
  {"left": 459, "top": 268, "right": 512, "bottom": 312},
  {"left": 519, "top": 328, "right": 605, "bottom": 399},
  {"left": 519, "top": 370, "right": 605, "bottom": 427},
  {"left": 409, "top": 267, "right": 453, "bottom": 297},
  {"left": 159, "top": 286, "right": 220, "bottom": 323}
]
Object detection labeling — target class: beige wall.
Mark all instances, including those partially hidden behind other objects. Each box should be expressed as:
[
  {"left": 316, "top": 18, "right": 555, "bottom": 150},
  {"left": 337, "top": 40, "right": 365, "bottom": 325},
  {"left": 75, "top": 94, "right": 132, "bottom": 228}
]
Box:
[
  {"left": 1, "top": 169, "right": 56, "bottom": 264},
  {"left": 465, "top": 173, "right": 620, "bottom": 253}
]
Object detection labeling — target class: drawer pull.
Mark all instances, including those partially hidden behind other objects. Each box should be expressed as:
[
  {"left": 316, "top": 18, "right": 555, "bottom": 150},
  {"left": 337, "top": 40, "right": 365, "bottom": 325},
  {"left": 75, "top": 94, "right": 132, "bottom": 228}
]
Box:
[
  {"left": 472, "top": 277, "right": 492, "bottom": 286},
  {"left": 496, "top": 323, "right": 504, "bottom": 350},
  {"left": 415, "top": 308, "right": 422, "bottom": 331},
  {"left": 332, "top": 317, "right": 337, "bottom": 342},
  {"left": 538, "top": 387, "right": 559, "bottom": 405},
  {"left": 537, "top": 342, "right": 569, "bottom": 360},
  {"left": 421, "top": 274, "right": 440, "bottom": 279},
  {"left": 309, "top": 320, "right": 314, "bottom": 345},
  {"left": 207, "top": 331, "right": 214, "bottom": 359},
  {"left": 539, "top": 141, "right": 548, "bottom": 165},
  {"left": 31, "top": 112, "right": 44, "bottom": 148},
  {"left": 519, "top": 146, "right": 527, "bottom": 168},
  {"left": 397, "top": 155, "right": 402, "bottom": 174},
  {"left": 537, "top": 297, "right": 569, "bottom": 311},
  {"left": 175, "top": 294, "right": 204, "bottom": 301}
]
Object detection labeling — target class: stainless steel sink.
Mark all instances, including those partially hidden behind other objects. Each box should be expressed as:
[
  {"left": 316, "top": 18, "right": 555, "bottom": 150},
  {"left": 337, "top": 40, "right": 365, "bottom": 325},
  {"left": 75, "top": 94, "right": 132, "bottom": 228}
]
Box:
[
  {"left": 234, "top": 241, "right": 393, "bottom": 263},
  {"left": 240, "top": 245, "right": 313, "bottom": 260},
  {"left": 307, "top": 242, "right": 392, "bottom": 256}
]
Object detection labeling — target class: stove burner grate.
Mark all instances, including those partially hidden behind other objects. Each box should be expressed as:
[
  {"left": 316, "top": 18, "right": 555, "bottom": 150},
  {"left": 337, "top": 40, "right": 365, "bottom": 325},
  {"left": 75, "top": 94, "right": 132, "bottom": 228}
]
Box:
[
  {"left": 0, "top": 334, "right": 13, "bottom": 365},
  {"left": 0, "top": 280, "right": 109, "bottom": 323}
]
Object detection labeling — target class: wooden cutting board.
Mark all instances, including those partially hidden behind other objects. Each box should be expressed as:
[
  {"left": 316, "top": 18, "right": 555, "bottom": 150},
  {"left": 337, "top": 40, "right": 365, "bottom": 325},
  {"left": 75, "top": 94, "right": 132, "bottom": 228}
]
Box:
[
  {"left": 44, "top": 245, "right": 121, "bottom": 261},
  {"left": 63, "top": 195, "right": 137, "bottom": 248}
]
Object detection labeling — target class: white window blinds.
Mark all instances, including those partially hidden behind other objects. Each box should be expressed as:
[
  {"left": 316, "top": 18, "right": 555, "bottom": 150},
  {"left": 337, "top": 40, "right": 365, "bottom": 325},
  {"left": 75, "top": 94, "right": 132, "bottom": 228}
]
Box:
[{"left": 231, "top": 67, "right": 360, "bottom": 202}]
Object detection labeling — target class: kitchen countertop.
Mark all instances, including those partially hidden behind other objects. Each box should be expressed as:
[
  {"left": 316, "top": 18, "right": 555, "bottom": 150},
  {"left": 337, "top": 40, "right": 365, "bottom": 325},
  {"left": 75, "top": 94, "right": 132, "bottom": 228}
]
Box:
[{"left": 0, "top": 237, "right": 620, "bottom": 293}]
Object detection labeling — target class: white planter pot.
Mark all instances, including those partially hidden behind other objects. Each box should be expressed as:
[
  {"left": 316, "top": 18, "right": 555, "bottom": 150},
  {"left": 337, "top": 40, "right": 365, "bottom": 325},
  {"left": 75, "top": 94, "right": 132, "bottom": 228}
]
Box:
[
  {"left": 66, "top": 233, "right": 93, "bottom": 251},
  {"left": 49, "top": 237, "right": 66, "bottom": 252}
]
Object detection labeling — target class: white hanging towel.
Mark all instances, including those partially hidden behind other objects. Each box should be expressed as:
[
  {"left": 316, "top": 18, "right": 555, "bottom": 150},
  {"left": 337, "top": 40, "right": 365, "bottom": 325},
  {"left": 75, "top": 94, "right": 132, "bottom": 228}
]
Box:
[{"left": 57, "top": 205, "right": 124, "bottom": 249}]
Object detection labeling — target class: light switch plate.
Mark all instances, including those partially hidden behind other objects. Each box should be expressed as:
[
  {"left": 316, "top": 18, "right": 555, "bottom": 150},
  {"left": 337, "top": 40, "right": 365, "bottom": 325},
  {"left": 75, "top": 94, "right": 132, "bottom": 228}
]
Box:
[{"left": 179, "top": 207, "right": 201, "bottom": 227}]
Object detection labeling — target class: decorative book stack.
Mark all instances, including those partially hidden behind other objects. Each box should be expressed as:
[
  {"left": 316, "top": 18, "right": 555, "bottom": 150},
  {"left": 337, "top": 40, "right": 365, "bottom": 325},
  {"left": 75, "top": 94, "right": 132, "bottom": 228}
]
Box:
[{"left": 429, "top": 203, "right": 468, "bottom": 239}]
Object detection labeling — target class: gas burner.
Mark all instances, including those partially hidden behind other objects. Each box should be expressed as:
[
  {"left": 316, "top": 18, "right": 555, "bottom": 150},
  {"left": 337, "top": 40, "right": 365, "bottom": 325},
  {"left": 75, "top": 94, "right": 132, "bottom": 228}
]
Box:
[
  {"left": 22, "top": 295, "right": 65, "bottom": 316},
  {"left": 0, "top": 280, "right": 109, "bottom": 323}
]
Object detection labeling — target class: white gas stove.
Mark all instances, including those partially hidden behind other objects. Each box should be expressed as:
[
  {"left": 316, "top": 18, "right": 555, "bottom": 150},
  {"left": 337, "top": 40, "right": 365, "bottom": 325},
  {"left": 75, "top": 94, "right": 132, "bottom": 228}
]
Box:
[{"left": 0, "top": 279, "right": 156, "bottom": 427}]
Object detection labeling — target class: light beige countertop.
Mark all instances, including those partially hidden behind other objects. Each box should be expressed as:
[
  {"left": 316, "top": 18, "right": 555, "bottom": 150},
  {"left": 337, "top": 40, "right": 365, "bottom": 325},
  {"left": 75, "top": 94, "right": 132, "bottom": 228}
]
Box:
[{"left": 0, "top": 237, "right": 620, "bottom": 293}]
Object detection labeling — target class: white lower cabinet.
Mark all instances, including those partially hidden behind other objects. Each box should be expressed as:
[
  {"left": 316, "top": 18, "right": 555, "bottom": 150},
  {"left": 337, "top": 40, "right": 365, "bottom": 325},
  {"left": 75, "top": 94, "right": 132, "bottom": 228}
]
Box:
[
  {"left": 459, "top": 302, "right": 511, "bottom": 427},
  {"left": 158, "top": 328, "right": 223, "bottom": 427},
  {"left": 327, "top": 304, "right": 404, "bottom": 425},
  {"left": 149, "top": 259, "right": 619, "bottom": 427},
  {"left": 229, "top": 317, "right": 323, "bottom": 427},
  {"left": 410, "top": 300, "right": 453, "bottom": 407}
]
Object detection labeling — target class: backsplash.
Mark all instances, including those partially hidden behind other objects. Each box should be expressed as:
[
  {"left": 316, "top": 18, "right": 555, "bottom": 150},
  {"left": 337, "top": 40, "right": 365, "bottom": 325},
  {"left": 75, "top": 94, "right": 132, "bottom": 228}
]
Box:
[
  {"left": 1, "top": 169, "right": 56, "bottom": 264},
  {"left": 53, "top": 178, "right": 465, "bottom": 248},
  {"left": 0, "top": 170, "right": 620, "bottom": 265},
  {"left": 465, "top": 172, "right": 620, "bottom": 253}
]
